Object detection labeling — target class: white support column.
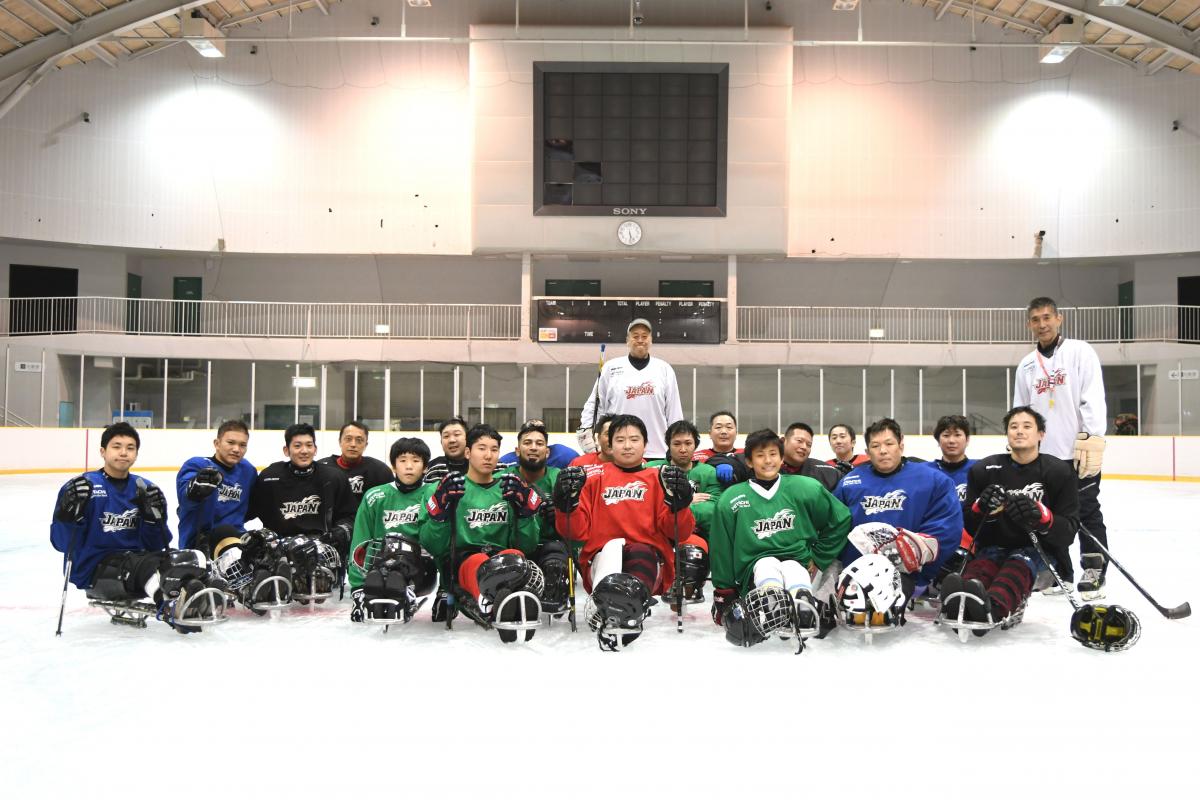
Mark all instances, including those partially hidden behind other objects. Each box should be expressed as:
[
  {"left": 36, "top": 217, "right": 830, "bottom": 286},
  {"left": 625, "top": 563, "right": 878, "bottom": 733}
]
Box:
[
  {"left": 961, "top": 368, "right": 967, "bottom": 416},
  {"left": 480, "top": 365, "right": 486, "bottom": 425},
  {"left": 320, "top": 364, "right": 328, "bottom": 431},
  {"left": 39, "top": 348, "right": 46, "bottom": 426},
  {"left": 3, "top": 345, "right": 9, "bottom": 426},
  {"left": 522, "top": 366, "right": 528, "bottom": 423},
  {"left": 1136, "top": 364, "right": 1142, "bottom": 435},
  {"left": 819, "top": 368, "right": 825, "bottom": 435},
  {"left": 1177, "top": 361, "right": 1184, "bottom": 435},
  {"left": 119, "top": 357, "right": 126, "bottom": 422},
  {"left": 860, "top": 368, "right": 867, "bottom": 433},
  {"left": 565, "top": 367, "right": 571, "bottom": 432},
  {"left": 734, "top": 367, "right": 740, "bottom": 422},
  {"left": 353, "top": 365, "right": 360, "bottom": 421},
  {"left": 78, "top": 354, "right": 84, "bottom": 427},
  {"left": 385, "top": 366, "right": 392, "bottom": 434},
  {"left": 691, "top": 368, "right": 697, "bottom": 424},
  {"left": 918, "top": 368, "right": 924, "bottom": 434},
  {"left": 162, "top": 358, "right": 169, "bottom": 429},
  {"left": 776, "top": 368, "right": 782, "bottom": 432},
  {"left": 250, "top": 363, "right": 256, "bottom": 430},
  {"left": 293, "top": 363, "right": 300, "bottom": 424},
  {"left": 1006, "top": 368, "right": 1011, "bottom": 411},
  {"left": 453, "top": 366, "right": 461, "bottom": 418},
  {"left": 889, "top": 369, "right": 895, "bottom": 419},
  {"left": 205, "top": 360, "right": 212, "bottom": 430},
  {"left": 521, "top": 252, "right": 532, "bottom": 342},
  {"left": 726, "top": 254, "right": 738, "bottom": 344},
  {"left": 418, "top": 367, "right": 424, "bottom": 431}
]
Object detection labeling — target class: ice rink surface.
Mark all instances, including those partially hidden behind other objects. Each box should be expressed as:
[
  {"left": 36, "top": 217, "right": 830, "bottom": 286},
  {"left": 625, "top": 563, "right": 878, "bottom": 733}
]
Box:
[{"left": 2, "top": 472, "right": 1197, "bottom": 798}]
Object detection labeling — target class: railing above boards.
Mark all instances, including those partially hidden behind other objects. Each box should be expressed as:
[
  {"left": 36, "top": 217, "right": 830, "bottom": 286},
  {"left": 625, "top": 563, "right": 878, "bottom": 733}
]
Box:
[{"left": 736, "top": 305, "right": 1200, "bottom": 345}]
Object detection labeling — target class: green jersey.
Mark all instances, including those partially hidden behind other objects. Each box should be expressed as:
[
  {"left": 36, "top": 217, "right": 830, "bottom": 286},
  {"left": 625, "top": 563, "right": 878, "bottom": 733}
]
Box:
[
  {"left": 422, "top": 476, "right": 542, "bottom": 563},
  {"left": 495, "top": 464, "right": 560, "bottom": 543},
  {"left": 710, "top": 474, "right": 851, "bottom": 593},
  {"left": 646, "top": 459, "right": 723, "bottom": 533},
  {"left": 347, "top": 481, "right": 435, "bottom": 588}
]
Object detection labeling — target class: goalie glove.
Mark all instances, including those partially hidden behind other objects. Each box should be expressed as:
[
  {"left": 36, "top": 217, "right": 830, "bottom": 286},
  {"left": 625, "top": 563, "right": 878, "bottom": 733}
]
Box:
[
  {"left": 55, "top": 475, "right": 93, "bottom": 524},
  {"left": 500, "top": 472, "right": 541, "bottom": 518},
  {"left": 848, "top": 523, "right": 937, "bottom": 574},
  {"left": 576, "top": 427, "right": 597, "bottom": 454},
  {"left": 552, "top": 466, "right": 587, "bottom": 513},
  {"left": 185, "top": 467, "right": 223, "bottom": 501},
  {"left": 1073, "top": 433, "right": 1105, "bottom": 479},
  {"left": 1004, "top": 493, "right": 1053, "bottom": 534},
  {"left": 659, "top": 464, "right": 693, "bottom": 513}
]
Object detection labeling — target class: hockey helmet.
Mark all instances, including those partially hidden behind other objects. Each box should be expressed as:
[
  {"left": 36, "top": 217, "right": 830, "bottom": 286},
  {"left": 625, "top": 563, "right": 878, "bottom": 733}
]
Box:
[{"left": 836, "top": 553, "right": 906, "bottom": 631}]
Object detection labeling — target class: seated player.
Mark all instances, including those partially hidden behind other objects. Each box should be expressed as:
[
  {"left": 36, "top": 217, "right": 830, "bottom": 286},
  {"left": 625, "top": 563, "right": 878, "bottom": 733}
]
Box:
[
  {"left": 248, "top": 423, "right": 355, "bottom": 602},
  {"left": 831, "top": 418, "right": 962, "bottom": 634},
  {"left": 553, "top": 414, "right": 702, "bottom": 650},
  {"left": 695, "top": 410, "right": 742, "bottom": 463},
  {"left": 319, "top": 420, "right": 394, "bottom": 514},
  {"left": 826, "top": 423, "right": 870, "bottom": 475},
  {"left": 710, "top": 429, "right": 852, "bottom": 650},
  {"left": 422, "top": 423, "right": 546, "bottom": 643},
  {"left": 942, "top": 406, "right": 1080, "bottom": 635},
  {"left": 423, "top": 417, "right": 469, "bottom": 484},
  {"left": 568, "top": 414, "right": 614, "bottom": 471},
  {"left": 347, "top": 437, "right": 438, "bottom": 624},
  {"left": 780, "top": 422, "right": 841, "bottom": 490},
  {"left": 648, "top": 419, "right": 723, "bottom": 539},
  {"left": 499, "top": 419, "right": 579, "bottom": 469},
  {"left": 175, "top": 419, "right": 257, "bottom": 554},
  {"left": 50, "top": 422, "right": 228, "bottom": 634},
  {"left": 921, "top": 414, "right": 976, "bottom": 503},
  {"left": 495, "top": 419, "right": 573, "bottom": 616}
]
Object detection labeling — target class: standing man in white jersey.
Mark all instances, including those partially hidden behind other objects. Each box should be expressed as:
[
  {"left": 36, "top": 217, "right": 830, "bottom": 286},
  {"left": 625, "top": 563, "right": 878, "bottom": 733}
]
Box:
[
  {"left": 1014, "top": 296, "right": 1108, "bottom": 598},
  {"left": 578, "top": 318, "right": 683, "bottom": 461}
]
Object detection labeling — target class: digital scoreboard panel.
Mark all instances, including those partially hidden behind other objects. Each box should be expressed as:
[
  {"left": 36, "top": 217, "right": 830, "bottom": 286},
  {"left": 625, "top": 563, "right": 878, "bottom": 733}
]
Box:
[
  {"left": 535, "top": 299, "right": 724, "bottom": 344},
  {"left": 533, "top": 62, "right": 729, "bottom": 217}
]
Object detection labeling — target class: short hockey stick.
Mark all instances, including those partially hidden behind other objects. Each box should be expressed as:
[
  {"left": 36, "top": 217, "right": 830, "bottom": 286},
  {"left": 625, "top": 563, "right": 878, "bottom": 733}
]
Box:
[
  {"left": 1026, "top": 529, "right": 1083, "bottom": 613},
  {"left": 673, "top": 507, "right": 683, "bottom": 634},
  {"left": 1077, "top": 524, "right": 1191, "bottom": 620},
  {"left": 55, "top": 530, "right": 76, "bottom": 637},
  {"left": 445, "top": 505, "right": 457, "bottom": 631}
]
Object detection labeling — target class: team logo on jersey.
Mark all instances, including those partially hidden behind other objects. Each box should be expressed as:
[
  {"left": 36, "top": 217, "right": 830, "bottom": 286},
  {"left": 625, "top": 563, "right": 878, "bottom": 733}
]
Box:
[
  {"left": 217, "top": 483, "right": 243, "bottom": 503},
  {"left": 1034, "top": 369, "right": 1066, "bottom": 395},
  {"left": 281, "top": 495, "right": 321, "bottom": 519},
  {"left": 92, "top": 486, "right": 108, "bottom": 498},
  {"left": 365, "top": 490, "right": 385, "bottom": 508},
  {"left": 1009, "top": 483, "right": 1045, "bottom": 502},
  {"left": 603, "top": 481, "right": 648, "bottom": 505},
  {"left": 956, "top": 483, "right": 967, "bottom": 502},
  {"left": 689, "top": 479, "right": 700, "bottom": 492},
  {"left": 860, "top": 490, "right": 907, "bottom": 515},
  {"left": 100, "top": 509, "right": 139, "bottom": 533},
  {"left": 728, "top": 493, "right": 751, "bottom": 511},
  {"left": 466, "top": 502, "right": 510, "bottom": 529},
  {"left": 753, "top": 509, "right": 795, "bottom": 539},
  {"left": 348, "top": 475, "right": 365, "bottom": 494},
  {"left": 624, "top": 381, "right": 656, "bottom": 400},
  {"left": 842, "top": 475, "right": 862, "bottom": 487},
  {"left": 384, "top": 505, "right": 421, "bottom": 528}
]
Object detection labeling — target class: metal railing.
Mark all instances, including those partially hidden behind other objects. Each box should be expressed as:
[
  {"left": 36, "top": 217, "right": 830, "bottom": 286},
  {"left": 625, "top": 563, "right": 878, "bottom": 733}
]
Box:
[
  {"left": 737, "top": 305, "right": 1200, "bottom": 344},
  {"left": 0, "top": 297, "right": 522, "bottom": 340}
]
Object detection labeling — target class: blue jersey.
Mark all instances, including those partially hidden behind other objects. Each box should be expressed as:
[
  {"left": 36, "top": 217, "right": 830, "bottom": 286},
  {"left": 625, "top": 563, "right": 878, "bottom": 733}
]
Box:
[
  {"left": 175, "top": 456, "right": 257, "bottom": 549},
  {"left": 921, "top": 458, "right": 975, "bottom": 504},
  {"left": 50, "top": 471, "right": 172, "bottom": 589},
  {"left": 834, "top": 461, "right": 963, "bottom": 584},
  {"left": 498, "top": 443, "right": 580, "bottom": 470}
]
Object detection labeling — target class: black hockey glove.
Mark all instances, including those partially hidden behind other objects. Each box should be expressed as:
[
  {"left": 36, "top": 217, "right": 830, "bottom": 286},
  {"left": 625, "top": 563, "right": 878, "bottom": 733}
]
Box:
[
  {"left": 500, "top": 472, "right": 541, "bottom": 518},
  {"left": 973, "top": 483, "right": 1007, "bottom": 516},
  {"left": 552, "top": 466, "right": 587, "bottom": 513},
  {"left": 711, "top": 588, "right": 736, "bottom": 626},
  {"left": 322, "top": 522, "right": 353, "bottom": 557},
  {"left": 426, "top": 473, "right": 466, "bottom": 522},
  {"left": 659, "top": 464, "right": 693, "bottom": 513},
  {"left": 186, "top": 467, "right": 223, "bottom": 501},
  {"left": 136, "top": 480, "right": 167, "bottom": 525},
  {"left": 1004, "top": 493, "right": 1053, "bottom": 534},
  {"left": 431, "top": 589, "right": 459, "bottom": 623},
  {"left": 55, "top": 475, "right": 93, "bottom": 523}
]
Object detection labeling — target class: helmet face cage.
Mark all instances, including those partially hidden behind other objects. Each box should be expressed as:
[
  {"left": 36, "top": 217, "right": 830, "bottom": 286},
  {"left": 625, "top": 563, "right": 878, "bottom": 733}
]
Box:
[
  {"left": 743, "top": 586, "right": 795, "bottom": 639},
  {"left": 213, "top": 548, "right": 254, "bottom": 591},
  {"left": 524, "top": 560, "right": 546, "bottom": 598}
]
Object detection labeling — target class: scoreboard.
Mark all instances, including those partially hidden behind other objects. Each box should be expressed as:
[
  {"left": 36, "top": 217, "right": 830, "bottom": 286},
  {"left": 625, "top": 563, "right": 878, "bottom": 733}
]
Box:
[{"left": 535, "top": 299, "right": 724, "bottom": 344}]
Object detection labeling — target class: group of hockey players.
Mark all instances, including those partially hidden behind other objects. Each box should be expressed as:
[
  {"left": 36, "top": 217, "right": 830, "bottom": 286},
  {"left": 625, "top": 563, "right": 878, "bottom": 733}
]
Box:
[{"left": 51, "top": 297, "right": 1136, "bottom": 651}]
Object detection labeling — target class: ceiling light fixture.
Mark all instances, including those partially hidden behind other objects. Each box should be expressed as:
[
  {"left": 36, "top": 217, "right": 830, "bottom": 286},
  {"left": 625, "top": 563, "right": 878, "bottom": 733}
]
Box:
[{"left": 182, "top": 15, "right": 226, "bottom": 58}]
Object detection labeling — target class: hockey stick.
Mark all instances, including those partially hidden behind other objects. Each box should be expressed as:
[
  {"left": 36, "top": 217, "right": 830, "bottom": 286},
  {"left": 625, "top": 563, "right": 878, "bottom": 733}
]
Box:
[
  {"left": 1077, "top": 524, "right": 1191, "bottom": 620},
  {"left": 673, "top": 506, "right": 683, "bottom": 634},
  {"left": 563, "top": 501, "right": 577, "bottom": 632},
  {"left": 445, "top": 504, "right": 457, "bottom": 631},
  {"left": 55, "top": 529, "right": 76, "bottom": 637},
  {"left": 1026, "top": 529, "right": 1083, "bottom": 613}
]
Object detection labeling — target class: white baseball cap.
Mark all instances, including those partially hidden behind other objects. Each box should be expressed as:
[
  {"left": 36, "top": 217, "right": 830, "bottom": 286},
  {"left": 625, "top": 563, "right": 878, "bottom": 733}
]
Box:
[{"left": 627, "top": 318, "right": 653, "bottom": 333}]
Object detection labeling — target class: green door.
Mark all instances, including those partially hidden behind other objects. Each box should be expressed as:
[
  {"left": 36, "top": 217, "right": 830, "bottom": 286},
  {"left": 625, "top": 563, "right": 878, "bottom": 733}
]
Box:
[
  {"left": 1118, "top": 280, "right": 1133, "bottom": 342},
  {"left": 173, "top": 277, "right": 201, "bottom": 335},
  {"left": 126, "top": 273, "right": 142, "bottom": 333}
]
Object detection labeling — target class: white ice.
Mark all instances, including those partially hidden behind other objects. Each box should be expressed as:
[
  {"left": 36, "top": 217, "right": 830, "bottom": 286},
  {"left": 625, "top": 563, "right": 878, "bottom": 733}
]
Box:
[{"left": 2, "top": 473, "right": 1197, "bottom": 797}]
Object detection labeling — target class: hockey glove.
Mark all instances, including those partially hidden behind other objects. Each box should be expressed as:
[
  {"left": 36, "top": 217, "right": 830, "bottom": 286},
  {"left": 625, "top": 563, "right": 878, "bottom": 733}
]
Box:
[
  {"left": 833, "top": 460, "right": 855, "bottom": 476},
  {"left": 1004, "top": 493, "right": 1053, "bottom": 534},
  {"left": 500, "top": 472, "right": 541, "bottom": 518},
  {"left": 430, "top": 589, "right": 459, "bottom": 623},
  {"left": 426, "top": 473, "right": 467, "bottom": 522},
  {"left": 136, "top": 481, "right": 167, "bottom": 525},
  {"left": 552, "top": 466, "right": 587, "bottom": 513},
  {"left": 973, "top": 483, "right": 1007, "bottom": 516},
  {"left": 350, "top": 588, "right": 366, "bottom": 623},
  {"left": 714, "top": 462, "right": 734, "bottom": 485},
  {"left": 186, "top": 467, "right": 223, "bottom": 500},
  {"left": 711, "top": 588, "right": 736, "bottom": 626},
  {"left": 659, "top": 464, "right": 694, "bottom": 513},
  {"left": 55, "top": 475, "right": 93, "bottom": 523},
  {"left": 884, "top": 528, "right": 939, "bottom": 574},
  {"left": 322, "top": 523, "right": 352, "bottom": 557},
  {"left": 1073, "top": 433, "right": 1105, "bottom": 479},
  {"left": 576, "top": 427, "right": 597, "bottom": 454}
]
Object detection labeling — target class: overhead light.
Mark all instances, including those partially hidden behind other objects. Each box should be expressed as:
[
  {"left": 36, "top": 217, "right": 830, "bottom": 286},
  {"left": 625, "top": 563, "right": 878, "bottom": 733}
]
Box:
[
  {"left": 869, "top": 328, "right": 886, "bottom": 339},
  {"left": 1098, "top": 0, "right": 1128, "bottom": 5},
  {"left": 292, "top": 376, "right": 317, "bottom": 389},
  {"left": 1039, "top": 15, "right": 1082, "bottom": 64},
  {"left": 407, "top": 0, "right": 432, "bottom": 6},
  {"left": 374, "top": 323, "right": 391, "bottom": 334},
  {"left": 832, "top": 0, "right": 860, "bottom": 10},
  {"left": 182, "top": 15, "right": 225, "bottom": 58}
]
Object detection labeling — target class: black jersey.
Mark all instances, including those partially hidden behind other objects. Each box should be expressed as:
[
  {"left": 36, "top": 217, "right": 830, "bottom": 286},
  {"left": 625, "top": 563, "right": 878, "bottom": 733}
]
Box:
[
  {"left": 780, "top": 457, "right": 841, "bottom": 491},
  {"left": 963, "top": 453, "right": 1079, "bottom": 569},
  {"left": 317, "top": 455, "right": 393, "bottom": 512},
  {"left": 249, "top": 460, "right": 355, "bottom": 537},
  {"left": 423, "top": 455, "right": 468, "bottom": 485}
]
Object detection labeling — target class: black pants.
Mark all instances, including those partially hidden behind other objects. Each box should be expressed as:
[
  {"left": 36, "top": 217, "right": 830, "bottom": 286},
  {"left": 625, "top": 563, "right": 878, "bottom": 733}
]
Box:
[{"left": 1077, "top": 472, "right": 1108, "bottom": 577}]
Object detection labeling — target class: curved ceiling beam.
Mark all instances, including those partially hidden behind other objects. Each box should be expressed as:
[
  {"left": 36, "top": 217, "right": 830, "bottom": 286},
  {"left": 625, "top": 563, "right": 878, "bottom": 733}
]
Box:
[{"left": 1034, "top": 0, "right": 1200, "bottom": 69}]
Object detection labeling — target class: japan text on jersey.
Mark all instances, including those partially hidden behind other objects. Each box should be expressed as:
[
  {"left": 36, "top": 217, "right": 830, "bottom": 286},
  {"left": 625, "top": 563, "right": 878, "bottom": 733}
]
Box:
[
  {"left": 1009, "top": 482, "right": 1045, "bottom": 502},
  {"left": 1033, "top": 368, "right": 1067, "bottom": 396},
  {"left": 624, "top": 380, "right": 656, "bottom": 399},
  {"left": 860, "top": 490, "right": 907, "bottom": 515},
  {"left": 602, "top": 481, "right": 648, "bottom": 505},
  {"left": 100, "top": 509, "right": 139, "bottom": 533},
  {"left": 753, "top": 508, "right": 796, "bottom": 539},
  {"left": 217, "top": 483, "right": 243, "bottom": 503},
  {"left": 466, "top": 503, "right": 509, "bottom": 529},
  {"left": 383, "top": 505, "right": 421, "bottom": 528},
  {"left": 281, "top": 495, "right": 321, "bottom": 519}
]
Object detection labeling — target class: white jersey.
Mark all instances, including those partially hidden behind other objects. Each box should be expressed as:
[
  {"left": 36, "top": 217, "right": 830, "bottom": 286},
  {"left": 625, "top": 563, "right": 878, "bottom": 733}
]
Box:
[
  {"left": 579, "top": 354, "right": 683, "bottom": 459},
  {"left": 1014, "top": 337, "right": 1107, "bottom": 461}
]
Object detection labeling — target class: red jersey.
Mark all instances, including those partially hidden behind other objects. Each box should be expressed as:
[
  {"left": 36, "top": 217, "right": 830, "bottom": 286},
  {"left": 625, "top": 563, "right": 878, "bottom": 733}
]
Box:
[
  {"left": 557, "top": 462, "right": 695, "bottom": 592},
  {"left": 827, "top": 454, "right": 869, "bottom": 468}
]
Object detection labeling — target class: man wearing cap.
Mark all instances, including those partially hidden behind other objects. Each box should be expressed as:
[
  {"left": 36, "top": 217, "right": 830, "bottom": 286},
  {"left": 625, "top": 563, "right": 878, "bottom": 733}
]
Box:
[{"left": 579, "top": 318, "right": 683, "bottom": 461}]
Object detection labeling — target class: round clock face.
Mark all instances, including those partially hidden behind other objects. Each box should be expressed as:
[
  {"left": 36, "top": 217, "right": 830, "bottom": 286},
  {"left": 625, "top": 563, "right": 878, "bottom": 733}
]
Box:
[{"left": 617, "top": 219, "right": 642, "bottom": 246}]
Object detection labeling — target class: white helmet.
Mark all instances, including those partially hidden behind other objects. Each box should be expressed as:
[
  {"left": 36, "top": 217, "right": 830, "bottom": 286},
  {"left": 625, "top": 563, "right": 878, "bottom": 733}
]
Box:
[{"left": 836, "top": 553, "right": 906, "bottom": 630}]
